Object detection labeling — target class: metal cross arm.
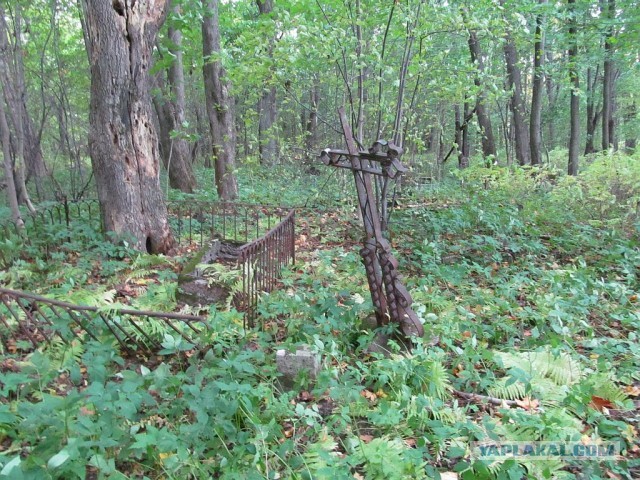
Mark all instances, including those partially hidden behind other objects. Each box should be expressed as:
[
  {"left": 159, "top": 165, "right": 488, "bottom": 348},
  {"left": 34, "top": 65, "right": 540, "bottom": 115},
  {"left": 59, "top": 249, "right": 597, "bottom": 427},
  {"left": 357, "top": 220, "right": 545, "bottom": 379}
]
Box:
[
  {"left": 320, "top": 107, "right": 424, "bottom": 341},
  {"left": 320, "top": 145, "right": 408, "bottom": 179}
]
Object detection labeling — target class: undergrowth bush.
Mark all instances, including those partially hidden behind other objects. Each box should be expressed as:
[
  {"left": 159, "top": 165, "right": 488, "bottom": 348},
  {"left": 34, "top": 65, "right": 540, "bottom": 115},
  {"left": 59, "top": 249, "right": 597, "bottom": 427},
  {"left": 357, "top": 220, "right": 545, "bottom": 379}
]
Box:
[{"left": 1, "top": 157, "right": 639, "bottom": 479}]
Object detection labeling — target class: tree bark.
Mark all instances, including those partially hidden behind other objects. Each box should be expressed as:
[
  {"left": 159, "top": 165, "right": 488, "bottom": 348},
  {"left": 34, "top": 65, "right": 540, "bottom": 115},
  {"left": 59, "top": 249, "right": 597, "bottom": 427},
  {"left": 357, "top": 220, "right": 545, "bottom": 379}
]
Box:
[
  {"left": 0, "top": 101, "right": 24, "bottom": 230},
  {"left": 305, "top": 77, "right": 319, "bottom": 153},
  {"left": 392, "top": 0, "right": 422, "bottom": 147},
  {"left": 80, "top": 0, "right": 174, "bottom": 253},
  {"left": 154, "top": 4, "right": 196, "bottom": 193},
  {"left": 624, "top": 101, "right": 636, "bottom": 153},
  {"left": 0, "top": 6, "right": 35, "bottom": 212},
  {"left": 544, "top": 50, "right": 559, "bottom": 148},
  {"left": 455, "top": 101, "right": 471, "bottom": 169},
  {"left": 601, "top": 0, "right": 616, "bottom": 150},
  {"left": 3, "top": 6, "right": 47, "bottom": 191},
  {"left": 568, "top": 0, "right": 580, "bottom": 176},
  {"left": 501, "top": 4, "right": 530, "bottom": 166},
  {"left": 529, "top": 0, "right": 546, "bottom": 166},
  {"left": 467, "top": 27, "right": 497, "bottom": 160},
  {"left": 256, "top": 0, "right": 278, "bottom": 165},
  {"left": 584, "top": 66, "right": 601, "bottom": 155},
  {"left": 202, "top": 0, "right": 238, "bottom": 200}
]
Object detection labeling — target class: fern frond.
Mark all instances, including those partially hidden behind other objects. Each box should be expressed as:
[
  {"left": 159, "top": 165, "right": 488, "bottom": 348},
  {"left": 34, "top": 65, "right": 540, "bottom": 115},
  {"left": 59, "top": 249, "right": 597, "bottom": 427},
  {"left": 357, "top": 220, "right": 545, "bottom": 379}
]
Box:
[
  {"left": 585, "top": 374, "right": 628, "bottom": 404},
  {"left": 130, "top": 253, "right": 174, "bottom": 270},
  {"left": 488, "top": 378, "right": 527, "bottom": 400},
  {"left": 57, "top": 287, "right": 116, "bottom": 308},
  {"left": 496, "top": 349, "right": 582, "bottom": 386},
  {"left": 43, "top": 337, "right": 85, "bottom": 369},
  {"left": 302, "top": 428, "right": 340, "bottom": 479}
]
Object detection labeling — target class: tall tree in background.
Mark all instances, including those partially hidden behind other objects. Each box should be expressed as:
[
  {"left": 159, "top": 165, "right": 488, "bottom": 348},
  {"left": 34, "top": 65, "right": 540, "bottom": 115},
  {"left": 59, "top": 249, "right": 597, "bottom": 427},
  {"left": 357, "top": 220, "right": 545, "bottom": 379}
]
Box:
[
  {"left": 529, "top": 0, "right": 546, "bottom": 166},
  {"left": 256, "top": 0, "right": 278, "bottom": 165},
  {"left": 601, "top": 0, "right": 616, "bottom": 150},
  {"left": 465, "top": 22, "right": 497, "bottom": 160},
  {"left": 567, "top": 0, "right": 580, "bottom": 176},
  {"left": 153, "top": 2, "right": 196, "bottom": 193},
  {"left": 202, "top": 0, "right": 238, "bottom": 200},
  {"left": 501, "top": 1, "right": 530, "bottom": 166},
  {"left": 0, "top": 93, "right": 23, "bottom": 229},
  {"left": 0, "top": 5, "right": 36, "bottom": 211},
  {"left": 584, "top": 66, "right": 601, "bottom": 155},
  {"left": 80, "top": 0, "right": 174, "bottom": 253}
]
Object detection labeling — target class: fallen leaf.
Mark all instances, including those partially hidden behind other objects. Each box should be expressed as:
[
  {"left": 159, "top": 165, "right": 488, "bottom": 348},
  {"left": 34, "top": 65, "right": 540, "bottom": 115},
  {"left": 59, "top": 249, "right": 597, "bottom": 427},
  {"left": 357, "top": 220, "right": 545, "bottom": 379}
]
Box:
[
  {"left": 624, "top": 385, "right": 640, "bottom": 397},
  {"left": 404, "top": 438, "right": 417, "bottom": 448},
  {"left": 589, "top": 395, "right": 615, "bottom": 412},
  {"left": 515, "top": 397, "right": 539, "bottom": 411},
  {"left": 298, "top": 391, "right": 314, "bottom": 402},
  {"left": 361, "top": 389, "right": 377, "bottom": 402}
]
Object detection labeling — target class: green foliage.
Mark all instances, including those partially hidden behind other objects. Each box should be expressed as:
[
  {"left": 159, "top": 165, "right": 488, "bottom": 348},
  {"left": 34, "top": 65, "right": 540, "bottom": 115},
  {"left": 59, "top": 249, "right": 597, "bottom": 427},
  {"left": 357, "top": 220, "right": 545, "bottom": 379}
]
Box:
[{"left": 2, "top": 154, "right": 640, "bottom": 479}]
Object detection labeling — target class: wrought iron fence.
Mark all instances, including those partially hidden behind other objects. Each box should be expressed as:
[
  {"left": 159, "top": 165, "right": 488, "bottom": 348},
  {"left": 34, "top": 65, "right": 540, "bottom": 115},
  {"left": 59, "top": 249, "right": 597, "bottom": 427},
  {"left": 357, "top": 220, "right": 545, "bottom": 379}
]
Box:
[
  {"left": 0, "top": 287, "right": 208, "bottom": 354},
  {"left": 167, "top": 201, "right": 292, "bottom": 248},
  {"left": 1, "top": 199, "right": 290, "bottom": 247},
  {"left": 238, "top": 209, "right": 295, "bottom": 326},
  {"left": 0, "top": 198, "right": 296, "bottom": 330}
]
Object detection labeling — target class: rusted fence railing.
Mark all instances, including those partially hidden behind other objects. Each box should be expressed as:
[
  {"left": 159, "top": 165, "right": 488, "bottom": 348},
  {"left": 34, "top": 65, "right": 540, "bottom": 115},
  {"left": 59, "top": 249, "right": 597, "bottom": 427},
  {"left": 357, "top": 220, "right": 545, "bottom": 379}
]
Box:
[
  {"left": 0, "top": 198, "right": 296, "bottom": 329},
  {"left": 0, "top": 287, "right": 208, "bottom": 354},
  {"left": 167, "top": 201, "right": 292, "bottom": 248},
  {"left": 1, "top": 199, "right": 290, "bottom": 247},
  {"left": 238, "top": 209, "right": 295, "bottom": 326}
]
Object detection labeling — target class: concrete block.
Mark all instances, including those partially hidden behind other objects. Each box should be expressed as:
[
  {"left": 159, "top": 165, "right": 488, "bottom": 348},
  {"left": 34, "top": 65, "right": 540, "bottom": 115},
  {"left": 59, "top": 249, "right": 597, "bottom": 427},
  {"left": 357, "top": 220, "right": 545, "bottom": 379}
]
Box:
[{"left": 276, "top": 346, "right": 320, "bottom": 389}]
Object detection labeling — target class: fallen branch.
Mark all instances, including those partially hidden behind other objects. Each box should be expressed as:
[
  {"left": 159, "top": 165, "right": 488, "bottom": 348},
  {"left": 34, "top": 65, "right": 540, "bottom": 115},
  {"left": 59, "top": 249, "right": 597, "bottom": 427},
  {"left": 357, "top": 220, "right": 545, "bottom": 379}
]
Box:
[{"left": 454, "top": 390, "right": 519, "bottom": 407}]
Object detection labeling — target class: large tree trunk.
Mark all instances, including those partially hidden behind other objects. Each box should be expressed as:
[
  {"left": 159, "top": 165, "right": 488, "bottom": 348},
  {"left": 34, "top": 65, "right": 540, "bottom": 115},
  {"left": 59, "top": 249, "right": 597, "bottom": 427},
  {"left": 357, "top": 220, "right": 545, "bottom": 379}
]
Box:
[
  {"left": 467, "top": 28, "right": 497, "bottom": 160},
  {"left": 529, "top": 0, "right": 545, "bottom": 166},
  {"left": 202, "top": 0, "right": 238, "bottom": 200},
  {"left": 601, "top": 0, "right": 616, "bottom": 151},
  {"left": 153, "top": 5, "right": 196, "bottom": 193},
  {"left": 256, "top": 0, "right": 278, "bottom": 165},
  {"left": 568, "top": 0, "right": 580, "bottom": 176},
  {"left": 501, "top": 3, "right": 530, "bottom": 166},
  {"left": 80, "top": 0, "right": 174, "bottom": 254}
]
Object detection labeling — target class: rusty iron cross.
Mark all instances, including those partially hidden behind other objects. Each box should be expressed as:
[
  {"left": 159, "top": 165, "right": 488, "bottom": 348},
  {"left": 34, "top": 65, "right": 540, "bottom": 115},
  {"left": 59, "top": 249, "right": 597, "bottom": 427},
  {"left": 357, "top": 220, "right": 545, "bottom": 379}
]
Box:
[{"left": 320, "top": 108, "right": 424, "bottom": 340}]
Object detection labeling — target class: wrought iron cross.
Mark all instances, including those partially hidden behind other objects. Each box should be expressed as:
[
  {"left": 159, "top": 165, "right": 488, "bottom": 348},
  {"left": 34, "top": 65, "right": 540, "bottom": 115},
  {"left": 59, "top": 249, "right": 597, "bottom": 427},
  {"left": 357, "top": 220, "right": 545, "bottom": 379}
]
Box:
[{"left": 320, "top": 108, "right": 424, "bottom": 340}]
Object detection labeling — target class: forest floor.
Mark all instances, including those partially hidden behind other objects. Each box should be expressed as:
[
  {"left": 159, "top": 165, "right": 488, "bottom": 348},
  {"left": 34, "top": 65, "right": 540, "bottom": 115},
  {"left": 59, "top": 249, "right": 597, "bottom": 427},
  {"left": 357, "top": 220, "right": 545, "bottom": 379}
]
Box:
[{"left": 1, "top": 158, "right": 639, "bottom": 479}]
